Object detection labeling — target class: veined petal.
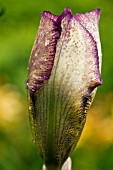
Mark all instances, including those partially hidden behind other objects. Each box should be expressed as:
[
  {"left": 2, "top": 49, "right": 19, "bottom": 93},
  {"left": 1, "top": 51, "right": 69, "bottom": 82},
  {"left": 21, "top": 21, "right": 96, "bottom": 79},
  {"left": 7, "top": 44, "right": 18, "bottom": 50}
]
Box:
[
  {"left": 74, "top": 9, "right": 102, "bottom": 71},
  {"left": 28, "top": 8, "right": 72, "bottom": 95},
  {"left": 53, "top": 16, "right": 102, "bottom": 94},
  {"left": 27, "top": 12, "right": 60, "bottom": 95},
  {"left": 28, "top": 8, "right": 102, "bottom": 170},
  {"left": 41, "top": 16, "right": 102, "bottom": 164}
]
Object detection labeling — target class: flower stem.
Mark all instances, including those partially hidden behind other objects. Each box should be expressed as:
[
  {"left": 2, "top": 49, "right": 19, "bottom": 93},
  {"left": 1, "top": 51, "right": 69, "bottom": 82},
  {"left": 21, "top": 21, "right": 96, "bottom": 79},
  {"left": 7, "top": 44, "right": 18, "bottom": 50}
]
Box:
[{"left": 46, "top": 165, "right": 61, "bottom": 170}]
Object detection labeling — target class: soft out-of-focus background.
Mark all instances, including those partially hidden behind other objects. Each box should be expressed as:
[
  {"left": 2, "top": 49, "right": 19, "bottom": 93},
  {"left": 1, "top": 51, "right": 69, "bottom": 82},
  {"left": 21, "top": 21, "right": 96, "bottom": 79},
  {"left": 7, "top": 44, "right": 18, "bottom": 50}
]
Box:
[{"left": 0, "top": 0, "right": 113, "bottom": 170}]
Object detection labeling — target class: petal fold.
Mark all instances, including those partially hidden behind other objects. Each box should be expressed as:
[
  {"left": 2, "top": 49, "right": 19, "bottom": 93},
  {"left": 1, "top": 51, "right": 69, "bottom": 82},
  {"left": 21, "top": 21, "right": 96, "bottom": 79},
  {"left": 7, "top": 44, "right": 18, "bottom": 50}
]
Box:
[
  {"left": 28, "top": 8, "right": 102, "bottom": 169},
  {"left": 74, "top": 9, "right": 102, "bottom": 71},
  {"left": 27, "top": 13, "right": 60, "bottom": 95},
  {"left": 52, "top": 14, "right": 102, "bottom": 96}
]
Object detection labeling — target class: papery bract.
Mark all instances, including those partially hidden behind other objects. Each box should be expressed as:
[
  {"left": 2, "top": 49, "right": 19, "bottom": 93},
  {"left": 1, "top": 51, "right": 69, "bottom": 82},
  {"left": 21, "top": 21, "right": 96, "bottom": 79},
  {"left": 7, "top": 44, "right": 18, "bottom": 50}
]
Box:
[{"left": 27, "top": 8, "right": 102, "bottom": 170}]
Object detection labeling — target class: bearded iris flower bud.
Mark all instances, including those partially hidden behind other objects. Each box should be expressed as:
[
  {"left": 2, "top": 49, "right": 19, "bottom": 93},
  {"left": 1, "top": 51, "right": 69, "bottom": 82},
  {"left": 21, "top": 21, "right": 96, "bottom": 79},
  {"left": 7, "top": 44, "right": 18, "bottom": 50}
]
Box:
[{"left": 27, "top": 8, "right": 102, "bottom": 170}]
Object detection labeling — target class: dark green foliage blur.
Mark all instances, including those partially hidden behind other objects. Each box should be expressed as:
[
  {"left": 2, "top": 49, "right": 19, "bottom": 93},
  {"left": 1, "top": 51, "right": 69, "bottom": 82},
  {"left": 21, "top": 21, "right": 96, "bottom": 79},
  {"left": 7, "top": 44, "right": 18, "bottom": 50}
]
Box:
[{"left": 0, "top": 0, "right": 113, "bottom": 170}]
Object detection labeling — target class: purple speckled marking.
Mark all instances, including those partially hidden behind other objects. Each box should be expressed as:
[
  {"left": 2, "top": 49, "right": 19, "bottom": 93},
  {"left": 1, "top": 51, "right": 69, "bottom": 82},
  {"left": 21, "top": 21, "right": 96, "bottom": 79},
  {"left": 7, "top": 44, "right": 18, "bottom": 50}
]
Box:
[
  {"left": 27, "top": 8, "right": 73, "bottom": 95},
  {"left": 75, "top": 9, "right": 101, "bottom": 24},
  {"left": 27, "top": 8, "right": 102, "bottom": 96},
  {"left": 27, "top": 13, "right": 60, "bottom": 95},
  {"left": 73, "top": 9, "right": 102, "bottom": 92}
]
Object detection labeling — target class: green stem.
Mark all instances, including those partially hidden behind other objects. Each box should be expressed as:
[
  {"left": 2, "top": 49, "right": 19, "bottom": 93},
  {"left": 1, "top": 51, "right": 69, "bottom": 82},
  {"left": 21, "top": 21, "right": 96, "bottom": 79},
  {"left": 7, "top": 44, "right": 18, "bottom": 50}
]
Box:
[{"left": 46, "top": 165, "right": 61, "bottom": 170}]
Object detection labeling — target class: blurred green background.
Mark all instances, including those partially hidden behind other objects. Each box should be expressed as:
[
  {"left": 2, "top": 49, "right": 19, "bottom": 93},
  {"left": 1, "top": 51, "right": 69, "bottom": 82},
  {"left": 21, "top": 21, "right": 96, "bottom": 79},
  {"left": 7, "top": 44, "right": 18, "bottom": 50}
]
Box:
[{"left": 0, "top": 0, "right": 113, "bottom": 170}]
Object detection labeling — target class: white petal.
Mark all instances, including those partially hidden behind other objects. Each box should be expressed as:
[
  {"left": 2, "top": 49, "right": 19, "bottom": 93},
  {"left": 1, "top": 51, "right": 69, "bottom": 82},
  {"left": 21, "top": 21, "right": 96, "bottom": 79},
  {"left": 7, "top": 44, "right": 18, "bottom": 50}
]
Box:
[{"left": 74, "top": 9, "right": 102, "bottom": 71}]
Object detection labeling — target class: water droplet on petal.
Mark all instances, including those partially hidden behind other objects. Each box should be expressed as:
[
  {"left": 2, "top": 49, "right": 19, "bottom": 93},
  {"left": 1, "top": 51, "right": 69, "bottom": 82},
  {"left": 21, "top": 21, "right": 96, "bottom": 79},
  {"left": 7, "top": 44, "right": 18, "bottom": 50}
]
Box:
[
  {"left": 45, "top": 40, "right": 50, "bottom": 46},
  {"left": 32, "top": 139, "right": 36, "bottom": 143},
  {"left": 29, "top": 106, "right": 32, "bottom": 111}
]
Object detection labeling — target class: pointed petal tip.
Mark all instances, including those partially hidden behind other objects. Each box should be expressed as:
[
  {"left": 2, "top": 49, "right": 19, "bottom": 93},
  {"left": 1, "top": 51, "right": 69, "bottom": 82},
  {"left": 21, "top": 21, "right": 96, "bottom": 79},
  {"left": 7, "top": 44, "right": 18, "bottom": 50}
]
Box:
[
  {"left": 41, "top": 8, "right": 72, "bottom": 22},
  {"left": 58, "top": 7, "right": 72, "bottom": 21},
  {"left": 86, "top": 8, "right": 101, "bottom": 16},
  {"left": 92, "top": 8, "right": 101, "bottom": 21},
  {"left": 41, "top": 11, "right": 58, "bottom": 22},
  {"left": 75, "top": 8, "right": 101, "bottom": 22},
  {"left": 94, "top": 8, "right": 101, "bottom": 15},
  {"left": 88, "top": 78, "right": 102, "bottom": 93},
  {"left": 95, "top": 77, "right": 103, "bottom": 87},
  {"left": 63, "top": 7, "right": 72, "bottom": 14},
  {"left": 99, "top": 78, "right": 103, "bottom": 85}
]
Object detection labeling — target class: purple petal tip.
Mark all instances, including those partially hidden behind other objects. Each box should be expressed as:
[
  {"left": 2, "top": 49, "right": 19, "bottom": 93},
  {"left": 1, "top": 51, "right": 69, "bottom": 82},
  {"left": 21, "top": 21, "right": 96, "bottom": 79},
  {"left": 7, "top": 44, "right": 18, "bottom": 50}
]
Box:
[
  {"left": 57, "top": 7, "right": 72, "bottom": 23},
  {"left": 93, "top": 8, "right": 101, "bottom": 21},
  {"left": 64, "top": 8, "right": 72, "bottom": 14},
  {"left": 95, "top": 8, "right": 101, "bottom": 15},
  {"left": 41, "top": 11, "right": 58, "bottom": 22}
]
